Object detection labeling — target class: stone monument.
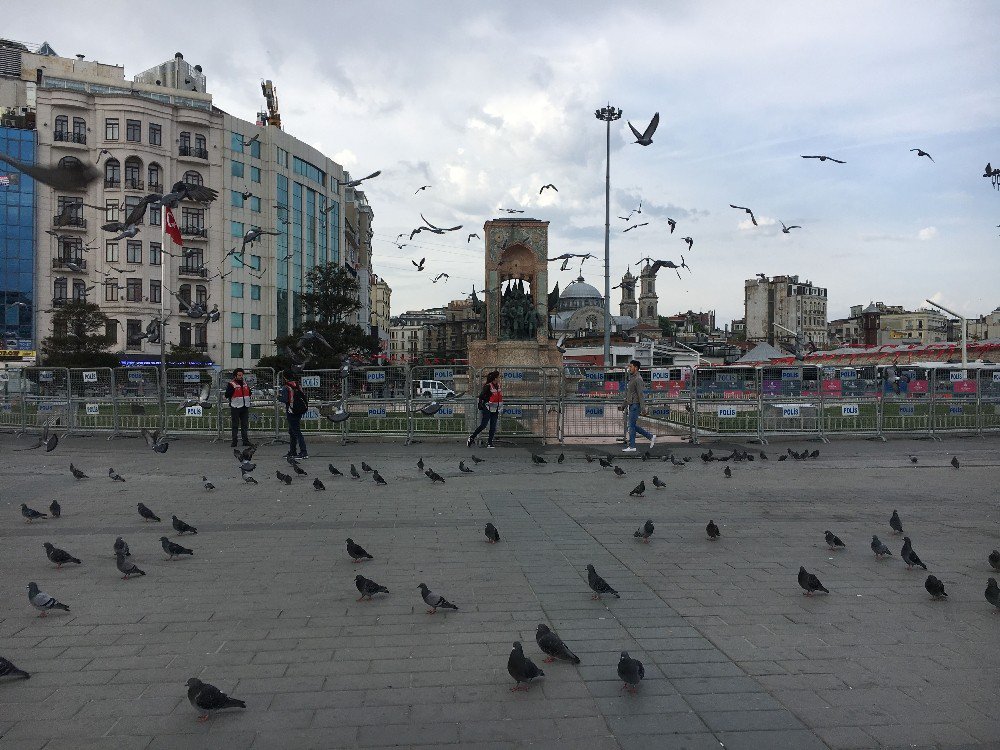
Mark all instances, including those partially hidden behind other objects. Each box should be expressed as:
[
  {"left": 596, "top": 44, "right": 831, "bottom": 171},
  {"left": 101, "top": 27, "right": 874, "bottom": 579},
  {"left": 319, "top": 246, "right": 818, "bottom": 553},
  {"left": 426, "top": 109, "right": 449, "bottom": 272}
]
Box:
[{"left": 467, "top": 218, "right": 562, "bottom": 370}]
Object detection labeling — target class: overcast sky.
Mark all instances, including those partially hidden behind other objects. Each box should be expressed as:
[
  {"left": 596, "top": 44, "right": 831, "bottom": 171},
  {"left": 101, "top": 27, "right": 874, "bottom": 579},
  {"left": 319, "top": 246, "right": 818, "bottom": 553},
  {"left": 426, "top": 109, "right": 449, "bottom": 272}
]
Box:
[{"left": 8, "top": 1, "right": 1000, "bottom": 325}]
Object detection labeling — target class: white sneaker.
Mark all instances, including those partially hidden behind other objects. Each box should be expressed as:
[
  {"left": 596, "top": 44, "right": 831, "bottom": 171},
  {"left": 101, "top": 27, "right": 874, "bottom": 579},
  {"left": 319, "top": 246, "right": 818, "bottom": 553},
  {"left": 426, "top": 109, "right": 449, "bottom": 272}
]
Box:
[
  {"left": 622, "top": 447, "right": 637, "bottom": 452},
  {"left": 649, "top": 435, "right": 657, "bottom": 449}
]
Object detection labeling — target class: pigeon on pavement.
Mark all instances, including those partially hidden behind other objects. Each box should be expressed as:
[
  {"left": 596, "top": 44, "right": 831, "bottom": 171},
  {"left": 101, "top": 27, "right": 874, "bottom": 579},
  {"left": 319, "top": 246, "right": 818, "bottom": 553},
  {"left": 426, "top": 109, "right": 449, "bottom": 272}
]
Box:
[
  {"left": 288, "top": 459, "right": 307, "bottom": 476},
  {"left": 634, "top": 519, "right": 654, "bottom": 543},
  {"left": 27, "top": 582, "right": 70, "bottom": 616},
  {"left": 243, "top": 475, "right": 258, "bottom": 484},
  {"left": 986, "top": 578, "right": 1000, "bottom": 610},
  {"left": 137, "top": 503, "right": 161, "bottom": 522},
  {"left": 629, "top": 481, "right": 645, "bottom": 497},
  {"left": 372, "top": 470, "right": 387, "bottom": 485},
  {"left": 275, "top": 471, "right": 292, "bottom": 485},
  {"left": 418, "top": 582, "right": 458, "bottom": 614},
  {"left": 951, "top": 456, "right": 960, "bottom": 469},
  {"left": 160, "top": 537, "right": 193, "bottom": 560},
  {"left": 21, "top": 504, "right": 46, "bottom": 523},
  {"left": 706, "top": 520, "right": 721, "bottom": 540},
  {"left": 417, "top": 457, "right": 424, "bottom": 472},
  {"left": 49, "top": 499, "right": 61, "bottom": 518},
  {"left": 172, "top": 516, "right": 197, "bottom": 535},
  {"left": 484, "top": 522, "right": 500, "bottom": 544},
  {"left": 116, "top": 552, "right": 145, "bottom": 580},
  {"left": 328, "top": 464, "right": 343, "bottom": 476},
  {"left": 425, "top": 469, "right": 445, "bottom": 483},
  {"left": 350, "top": 464, "right": 361, "bottom": 480},
  {"left": 613, "top": 465, "right": 626, "bottom": 477},
  {"left": 652, "top": 476, "right": 666, "bottom": 489},
  {"left": 925, "top": 575, "right": 947, "bottom": 599},
  {"left": 798, "top": 566, "right": 829, "bottom": 595},
  {"left": 507, "top": 641, "right": 544, "bottom": 691},
  {"left": 43, "top": 542, "right": 80, "bottom": 568},
  {"left": 186, "top": 677, "right": 246, "bottom": 722},
  {"left": 724, "top": 466, "right": 732, "bottom": 478},
  {"left": 355, "top": 574, "right": 389, "bottom": 600},
  {"left": 471, "top": 455, "right": 485, "bottom": 464},
  {"left": 535, "top": 624, "right": 581, "bottom": 664},
  {"left": 70, "top": 464, "right": 88, "bottom": 479},
  {"left": 346, "top": 538, "right": 373, "bottom": 562},
  {"left": 108, "top": 467, "right": 125, "bottom": 482},
  {"left": 313, "top": 478, "right": 325, "bottom": 491},
  {"left": 825, "top": 530, "right": 846, "bottom": 550},
  {"left": 587, "top": 564, "right": 620, "bottom": 599},
  {"left": 531, "top": 453, "right": 547, "bottom": 464},
  {"left": 617, "top": 651, "right": 644, "bottom": 694},
  {"left": 361, "top": 462, "right": 373, "bottom": 473},
  {"left": 201, "top": 476, "right": 215, "bottom": 491},
  {"left": 0, "top": 656, "right": 30, "bottom": 679},
  {"left": 989, "top": 550, "right": 1000, "bottom": 572},
  {"left": 459, "top": 461, "right": 473, "bottom": 473},
  {"left": 901, "top": 537, "right": 927, "bottom": 570},
  {"left": 114, "top": 537, "right": 130, "bottom": 558},
  {"left": 871, "top": 535, "right": 892, "bottom": 558},
  {"left": 557, "top": 453, "right": 565, "bottom": 464},
  {"left": 890, "top": 510, "right": 904, "bottom": 535}
]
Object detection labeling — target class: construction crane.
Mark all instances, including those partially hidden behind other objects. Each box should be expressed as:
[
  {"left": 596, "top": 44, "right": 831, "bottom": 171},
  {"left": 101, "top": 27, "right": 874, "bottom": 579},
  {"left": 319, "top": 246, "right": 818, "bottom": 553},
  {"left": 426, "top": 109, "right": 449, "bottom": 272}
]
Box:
[{"left": 258, "top": 79, "right": 281, "bottom": 130}]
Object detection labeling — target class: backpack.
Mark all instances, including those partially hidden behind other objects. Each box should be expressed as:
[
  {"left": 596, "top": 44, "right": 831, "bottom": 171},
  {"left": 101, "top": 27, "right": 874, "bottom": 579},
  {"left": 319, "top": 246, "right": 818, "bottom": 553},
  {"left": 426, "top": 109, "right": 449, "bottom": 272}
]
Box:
[{"left": 290, "top": 387, "right": 309, "bottom": 415}]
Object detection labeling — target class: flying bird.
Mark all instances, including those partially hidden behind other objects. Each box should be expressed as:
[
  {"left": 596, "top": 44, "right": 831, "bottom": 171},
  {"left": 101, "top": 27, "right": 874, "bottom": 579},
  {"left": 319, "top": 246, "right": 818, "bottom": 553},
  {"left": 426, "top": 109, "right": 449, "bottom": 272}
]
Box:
[
  {"left": 186, "top": 678, "right": 246, "bottom": 722},
  {"left": 412, "top": 257, "right": 425, "bottom": 271},
  {"left": 801, "top": 154, "right": 846, "bottom": 163},
  {"left": 431, "top": 273, "right": 449, "bottom": 283},
  {"left": 539, "top": 184, "right": 558, "bottom": 193},
  {"left": 0, "top": 152, "right": 100, "bottom": 191},
  {"left": 500, "top": 208, "right": 525, "bottom": 214},
  {"left": 666, "top": 218, "right": 676, "bottom": 233},
  {"left": 910, "top": 148, "right": 934, "bottom": 162},
  {"left": 336, "top": 170, "right": 381, "bottom": 189},
  {"left": 420, "top": 213, "right": 462, "bottom": 232},
  {"left": 622, "top": 222, "right": 648, "bottom": 233},
  {"left": 627, "top": 112, "right": 660, "bottom": 146},
  {"left": 414, "top": 185, "right": 431, "bottom": 193},
  {"left": 681, "top": 236, "right": 693, "bottom": 250},
  {"left": 730, "top": 204, "right": 757, "bottom": 226},
  {"left": 781, "top": 222, "right": 801, "bottom": 233},
  {"left": 467, "top": 233, "right": 480, "bottom": 242}
]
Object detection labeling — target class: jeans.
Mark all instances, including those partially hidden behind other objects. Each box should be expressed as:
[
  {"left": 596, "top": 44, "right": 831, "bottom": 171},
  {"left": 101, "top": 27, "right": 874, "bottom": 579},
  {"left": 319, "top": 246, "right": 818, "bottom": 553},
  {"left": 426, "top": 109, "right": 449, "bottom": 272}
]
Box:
[
  {"left": 230, "top": 406, "right": 249, "bottom": 445},
  {"left": 286, "top": 412, "right": 307, "bottom": 455},
  {"left": 628, "top": 403, "right": 652, "bottom": 448},
  {"left": 470, "top": 407, "right": 498, "bottom": 444}
]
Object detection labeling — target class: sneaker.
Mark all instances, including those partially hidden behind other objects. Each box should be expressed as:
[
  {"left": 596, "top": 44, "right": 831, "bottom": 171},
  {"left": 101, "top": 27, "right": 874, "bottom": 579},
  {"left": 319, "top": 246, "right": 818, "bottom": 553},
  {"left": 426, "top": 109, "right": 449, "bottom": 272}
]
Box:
[
  {"left": 649, "top": 435, "right": 657, "bottom": 449},
  {"left": 467, "top": 436, "right": 474, "bottom": 447},
  {"left": 622, "top": 446, "right": 637, "bottom": 452},
  {"left": 284, "top": 452, "right": 296, "bottom": 459},
  {"left": 487, "top": 443, "right": 495, "bottom": 449},
  {"left": 294, "top": 454, "right": 308, "bottom": 460}
]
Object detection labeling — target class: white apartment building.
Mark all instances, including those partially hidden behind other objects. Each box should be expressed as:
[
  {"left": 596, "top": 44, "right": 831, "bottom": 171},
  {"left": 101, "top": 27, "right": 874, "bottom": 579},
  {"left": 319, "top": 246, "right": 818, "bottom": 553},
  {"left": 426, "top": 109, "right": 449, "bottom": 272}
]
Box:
[{"left": 745, "top": 274, "right": 828, "bottom": 346}]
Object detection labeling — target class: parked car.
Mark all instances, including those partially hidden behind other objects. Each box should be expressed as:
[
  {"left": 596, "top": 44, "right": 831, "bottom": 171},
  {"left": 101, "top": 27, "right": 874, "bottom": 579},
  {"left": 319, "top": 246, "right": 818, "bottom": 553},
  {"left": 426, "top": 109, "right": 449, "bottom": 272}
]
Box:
[{"left": 413, "top": 379, "right": 455, "bottom": 399}]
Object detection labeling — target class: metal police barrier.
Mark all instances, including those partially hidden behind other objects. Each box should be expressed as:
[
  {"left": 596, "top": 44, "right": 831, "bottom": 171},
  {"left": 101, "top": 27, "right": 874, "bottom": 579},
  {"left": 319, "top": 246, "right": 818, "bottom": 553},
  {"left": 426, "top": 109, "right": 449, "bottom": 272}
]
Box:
[
  {"left": 0, "top": 367, "right": 28, "bottom": 431},
  {"left": 19, "top": 367, "right": 71, "bottom": 436},
  {"left": 409, "top": 365, "right": 474, "bottom": 442},
  {"left": 646, "top": 367, "right": 696, "bottom": 440},
  {"left": 691, "top": 367, "right": 762, "bottom": 444},
  {"left": 112, "top": 367, "right": 162, "bottom": 437},
  {"left": 930, "top": 366, "right": 979, "bottom": 436},
  {"left": 163, "top": 368, "right": 220, "bottom": 435},
  {"left": 818, "top": 365, "right": 882, "bottom": 440},
  {"left": 68, "top": 367, "right": 116, "bottom": 436},
  {"left": 490, "top": 366, "right": 560, "bottom": 443},
  {"left": 878, "top": 365, "right": 932, "bottom": 439},
  {"left": 289, "top": 369, "right": 345, "bottom": 441},
  {"left": 342, "top": 366, "right": 409, "bottom": 440},
  {"left": 979, "top": 368, "right": 1000, "bottom": 434},
  {"left": 560, "top": 367, "right": 631, "bottom": 442},
  {"left": 758, "top": 365, "right": 823, "bottom": 442}
]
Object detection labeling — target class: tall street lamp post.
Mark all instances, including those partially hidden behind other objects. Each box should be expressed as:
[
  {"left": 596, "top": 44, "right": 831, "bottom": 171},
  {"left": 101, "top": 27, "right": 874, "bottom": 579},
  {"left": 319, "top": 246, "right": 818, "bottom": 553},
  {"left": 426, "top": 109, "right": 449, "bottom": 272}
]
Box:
[
  {"left": 595, "top": 104, "right": 622, "bottom": 368},
  {"left": 925, "top": 299, "right": 967, "bottom": 368}
]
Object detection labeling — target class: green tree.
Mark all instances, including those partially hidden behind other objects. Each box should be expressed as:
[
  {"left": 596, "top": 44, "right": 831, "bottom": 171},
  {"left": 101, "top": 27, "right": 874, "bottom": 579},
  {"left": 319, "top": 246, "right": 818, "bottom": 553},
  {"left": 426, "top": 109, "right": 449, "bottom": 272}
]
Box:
[
  {"left": 40, "top": 301, "right": 120, "bottom": 368},
  {"left": 257, "top": 264, "right": 379, "bottom": 370},
  {"left": 166, "top": 344, "right": 214, "bottom": 366},
  {"left": 657, "top": 315, "right": 676, "bottom": 339}
]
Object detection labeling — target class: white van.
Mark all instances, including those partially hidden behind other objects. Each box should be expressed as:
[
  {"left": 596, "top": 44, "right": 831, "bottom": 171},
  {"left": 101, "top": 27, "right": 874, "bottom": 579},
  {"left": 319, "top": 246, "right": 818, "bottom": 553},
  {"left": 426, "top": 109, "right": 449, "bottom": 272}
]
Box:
[{"left": 414, "top": 379, "right": 455, "bottom": 399}]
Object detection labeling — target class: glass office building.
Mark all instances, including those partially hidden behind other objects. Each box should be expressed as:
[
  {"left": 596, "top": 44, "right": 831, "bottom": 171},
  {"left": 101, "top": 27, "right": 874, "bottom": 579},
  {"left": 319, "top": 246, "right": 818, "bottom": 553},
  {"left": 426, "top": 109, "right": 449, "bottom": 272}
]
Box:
[{"left": 0, "top": 126, "right": 35, "bottom": 349}]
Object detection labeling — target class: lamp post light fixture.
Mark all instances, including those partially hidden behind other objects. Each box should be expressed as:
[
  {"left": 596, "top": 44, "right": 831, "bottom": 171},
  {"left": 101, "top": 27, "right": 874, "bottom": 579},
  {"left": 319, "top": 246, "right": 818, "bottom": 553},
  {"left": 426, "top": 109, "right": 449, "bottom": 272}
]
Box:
[
  {"left": 595, "top": 103, "right": 622, "bottom": 368},
  {"left": 925, "top": 299, "right": 967, "bottom": 368}
]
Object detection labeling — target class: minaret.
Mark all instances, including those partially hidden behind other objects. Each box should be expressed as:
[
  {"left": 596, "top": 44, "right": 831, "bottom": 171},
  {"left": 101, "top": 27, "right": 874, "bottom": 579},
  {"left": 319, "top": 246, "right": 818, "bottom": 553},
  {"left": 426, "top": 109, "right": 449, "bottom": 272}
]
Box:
[
  {"left": 638, "top": 262, "right": 658, "bottom": 325},
  {"left": 619, "top": 269, "right": 637, "bottom": 318}
]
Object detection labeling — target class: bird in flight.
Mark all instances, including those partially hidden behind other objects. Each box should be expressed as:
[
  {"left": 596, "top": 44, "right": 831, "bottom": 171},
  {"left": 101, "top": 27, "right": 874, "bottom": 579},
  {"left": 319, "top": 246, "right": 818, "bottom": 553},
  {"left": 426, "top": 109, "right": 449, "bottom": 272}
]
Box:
[
  {"left": 412, "top": 257, "right": 426, "bottom": 271},
  {"left": 780, "top": 221, "right": 801, "bottom": 233},
  {"left": 909, "top": 149, "right": 934, "bottom": 162},
  {"left": 627, "top": 112, "right": 660, "bottom": 146},
  {"left": 619, "top": 200, "right": 643, "bottom": 222},
  {"left": 666, "top": 218, "right": 676, "bottom": 234},
  {"left": 681, "top": 236, "right": 693, "bottom": 250},
  {"left": 432, "top": 273, "right": 449, "bottom": 283},
  {"left": 549, "top": 253, "right": 594, "bottom": 262},
  {"left": 623, "top": 222, "right": 648, "bottom": 233},
  {"left": 420, "top": 213, "right": 462, "bottom": 232},
  {"left": 648, "top": 256, "right": 691, "bottom": 279},
  {"left": 801, "top": 154, "right": 846, "bottom": 163},
  {"left": 242, "top": 134, "right": 260, "bottom": 146},
  {"left": 0, "top": 152, "right": 101, "bottom": 191},
  {"left": 467, "top": 233, "right": 480, "bottom": 243},
  {"left": 501, "top": 208, "right": 525, "bottom": 214},
  {"left": 414, "top": 185, "right": 431, "bottom": 193},
  {"left": 539, "top": 184, "right": 558, "bottom": 193},
  {"left": 337, "top": 170, "right": 381, "bottom": 189},
  {"left": 730, "top": 204, "right": 757, "bottom": 226},
  {"left": 102, "top": 194, "right": 160, "bottom": 240}
]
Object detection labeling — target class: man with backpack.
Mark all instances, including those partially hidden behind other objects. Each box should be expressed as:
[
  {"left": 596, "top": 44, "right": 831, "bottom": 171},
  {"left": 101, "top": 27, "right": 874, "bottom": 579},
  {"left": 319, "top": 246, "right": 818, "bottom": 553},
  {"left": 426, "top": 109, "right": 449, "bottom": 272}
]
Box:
[{"left": 280, "top": 370, "right": 309, "bottom": 459}]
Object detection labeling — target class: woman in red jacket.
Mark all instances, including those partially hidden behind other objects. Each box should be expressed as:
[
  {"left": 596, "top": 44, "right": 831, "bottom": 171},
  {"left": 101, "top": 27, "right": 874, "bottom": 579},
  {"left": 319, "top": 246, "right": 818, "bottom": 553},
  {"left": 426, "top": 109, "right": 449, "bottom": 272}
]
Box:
[{"left": 467, "top": 370, "right": 501, "bottom": 448}]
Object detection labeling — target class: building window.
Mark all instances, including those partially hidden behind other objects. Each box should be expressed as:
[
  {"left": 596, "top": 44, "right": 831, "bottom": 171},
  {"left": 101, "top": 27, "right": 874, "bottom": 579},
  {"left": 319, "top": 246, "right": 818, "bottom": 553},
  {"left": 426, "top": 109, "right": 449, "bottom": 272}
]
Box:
[
  {"left": 250, "top": 284, "right": 261, "bottom": 301},
  {"left": 105, "top": 118, "right": 119, "bottom": 140},
  {"left": 126, "top": 319, "right": 142, "bottom": 349},
  {"left": 149, "top": 204, "right": 161, "bottom": 226},
  {"left": 53, "top": 277, "right": 68, "bottom": 302},
  {"left": 250, "top": 139, "right": 261, "bottom": 159},
  {"left": 231, "top": 282, "right": 244, "bottom": 298},
  {"left": 230, "top": 132, "right": 244, "bottom": 153},
  {"left": 127, "top": 240, "right": 142, "bottom": 264},
  {"left": 194, "top": 323, "right": 207, "bottom": 349},
  {"left": 195, "top": 134, "right": 206, "bottom": 156},
  {"left": 149, "top": 242, "right": 161, "bottom": 265},
  {"left": 149, "top": 279, "right": 161, "bottom": 303},
  {"left": 182, "top": 247, "right": 204, "bottom": 272},
  {"left": 250, "top": 314, "right": 261, "bottom": 330},
  {"left": 231, "top": 160, "right": 245, "bottom": 178},
  {"left": 231, "top": 190, "right": 244, "bottom": 207},
  {"left": 124, "top": 158, "right": 142, "bottom": 189},
  {"left": 249, "top": 196, "right": 261, "bottom": 212},
  {"left": 179, "top": 131, "right": 191, "bottom": 150},
  {"left": 179, "top": 321, "right": 192, "bottom": 347},
  {"left": 106, "top": 242, "right": 119, "bottom": 263},
  {"left": 126, "top": 119, "right": 141, "bottom": 142},
  {"left": 249, "top": 255, "right": 261, "bottom": 270},
  {"left": 125, "top": 278, "right": 142, "bottom": 302},
  {"left": 147, "top": 163, "right": 162, "bottom": 191},
  {"left": 251, "top": 343, "right": 261, "bottom": 359},
  {"left": 105, "top": 200, "right": 119, "bottom": 223},
  {"left": 231, "top": 343, "right": 244, "bottom": 359},
  {"left": 104, "top": 159, "right": 120, "bottom": 187},
  {"left": 149, "top": 122, "right": 161, "bottom": 146},
  {"left": 182, "top": 207, "right": 205, "bottom": 231},
  {"left": 105, "top": 282, "right": 119, "bottom": 302},
  {"left": 54, "top": 115, "right": 68, "bottom": 137},
  {"left": 183, "top": 170, "right": 202, "bottom": 186},
  {"left": 231, "top": 221, "right": 244, "bottom": 238},
  {"left": 196, "top": 285, "right": 208, "bottom": 306},
  {"left": 231, "top": 312, "right": 244, "bottom": 328},
  {"left": 250, "top": 165, "right": 261, "bottom": 183},
  {"left": 105, "top": 320, "right": 118, "bottom": 345},
  {"left": 276, "top": 146, "right": 288, "bottom": 167}
]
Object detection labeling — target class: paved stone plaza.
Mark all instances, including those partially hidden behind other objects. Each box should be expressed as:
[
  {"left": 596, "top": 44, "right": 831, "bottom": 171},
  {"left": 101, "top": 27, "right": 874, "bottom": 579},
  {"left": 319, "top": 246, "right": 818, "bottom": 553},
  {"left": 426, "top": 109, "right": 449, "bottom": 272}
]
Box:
[{"left": 0, "top": 432, "right": 998, "bottom": 750}]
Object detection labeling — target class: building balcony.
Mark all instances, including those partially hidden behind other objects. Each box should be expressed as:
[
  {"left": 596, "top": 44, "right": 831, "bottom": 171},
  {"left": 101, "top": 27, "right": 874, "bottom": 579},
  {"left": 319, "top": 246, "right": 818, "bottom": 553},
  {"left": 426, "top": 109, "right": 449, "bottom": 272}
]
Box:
[
  {"left": 178, "top": 145, "right": 208, "bottom": 160},
  {"left": 52, "top": 297, "right": 68, "bottom": 307},
  {"left": 124, "top": 178, "right": 144, "bottom": 191},
  {"left": 178, "top": 265, "right": 208, "bottom": 278},
  {"left": 148, "top": 182, "right": 163, "bottom": 194},
  {"left": 193, "top": 342, "right": 208, "bottom": 352},
  {"left": 52, "top": 257, "right": 87, "bottom": 271},
  {"left": 104, "top": 178, "right": 121, "bottom": 189},
  {"left": 53, "top": 214, "right": 86, "bottom": 229},
  {"left": 53, "top": 130, "right": 86, "bottom": 145},
  {"left": 180, "top": 225, "right": 208, "bottom": 238}
]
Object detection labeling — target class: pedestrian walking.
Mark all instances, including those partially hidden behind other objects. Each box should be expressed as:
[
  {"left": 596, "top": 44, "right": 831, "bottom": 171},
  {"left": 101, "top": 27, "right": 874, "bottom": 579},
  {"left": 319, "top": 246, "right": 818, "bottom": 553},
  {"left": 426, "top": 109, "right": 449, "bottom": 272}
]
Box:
[
  {"left": 225, "top": 368, "right": 252, "bottom": 447},
  {"left": 467, "top": 370, "right": 502, "bottom": 449},
  {"left": 621, "top": 359, "right": 656, "bottom": 452},
  {"left": 279, "top": 371, "right": 309, "bottom": 460}
]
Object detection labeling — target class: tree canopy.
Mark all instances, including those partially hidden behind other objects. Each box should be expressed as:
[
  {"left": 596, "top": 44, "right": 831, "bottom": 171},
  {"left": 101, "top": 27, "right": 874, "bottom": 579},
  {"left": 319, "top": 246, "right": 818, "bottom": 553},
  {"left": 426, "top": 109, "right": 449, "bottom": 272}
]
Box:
[{"left": 40, "top": 301, "right": 120, "bottom": 368}]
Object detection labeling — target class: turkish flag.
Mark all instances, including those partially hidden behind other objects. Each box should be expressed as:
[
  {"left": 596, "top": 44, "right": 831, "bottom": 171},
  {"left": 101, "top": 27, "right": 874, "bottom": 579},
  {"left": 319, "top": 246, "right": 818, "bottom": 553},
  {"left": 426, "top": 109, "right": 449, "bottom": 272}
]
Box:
[{"left": 164, "top": 206, "right": 183, "bottom": 246}]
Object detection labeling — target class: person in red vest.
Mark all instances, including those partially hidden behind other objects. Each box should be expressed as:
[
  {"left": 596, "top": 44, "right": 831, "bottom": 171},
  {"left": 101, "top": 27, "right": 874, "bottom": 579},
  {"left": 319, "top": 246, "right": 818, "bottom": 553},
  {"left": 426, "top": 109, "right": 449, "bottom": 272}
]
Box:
[
  {"left": 467, "top": 370, "right": 501, "bottom": 448},
  {"left": 224, "top": 368, "right": 252, "bottom": 447}
]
